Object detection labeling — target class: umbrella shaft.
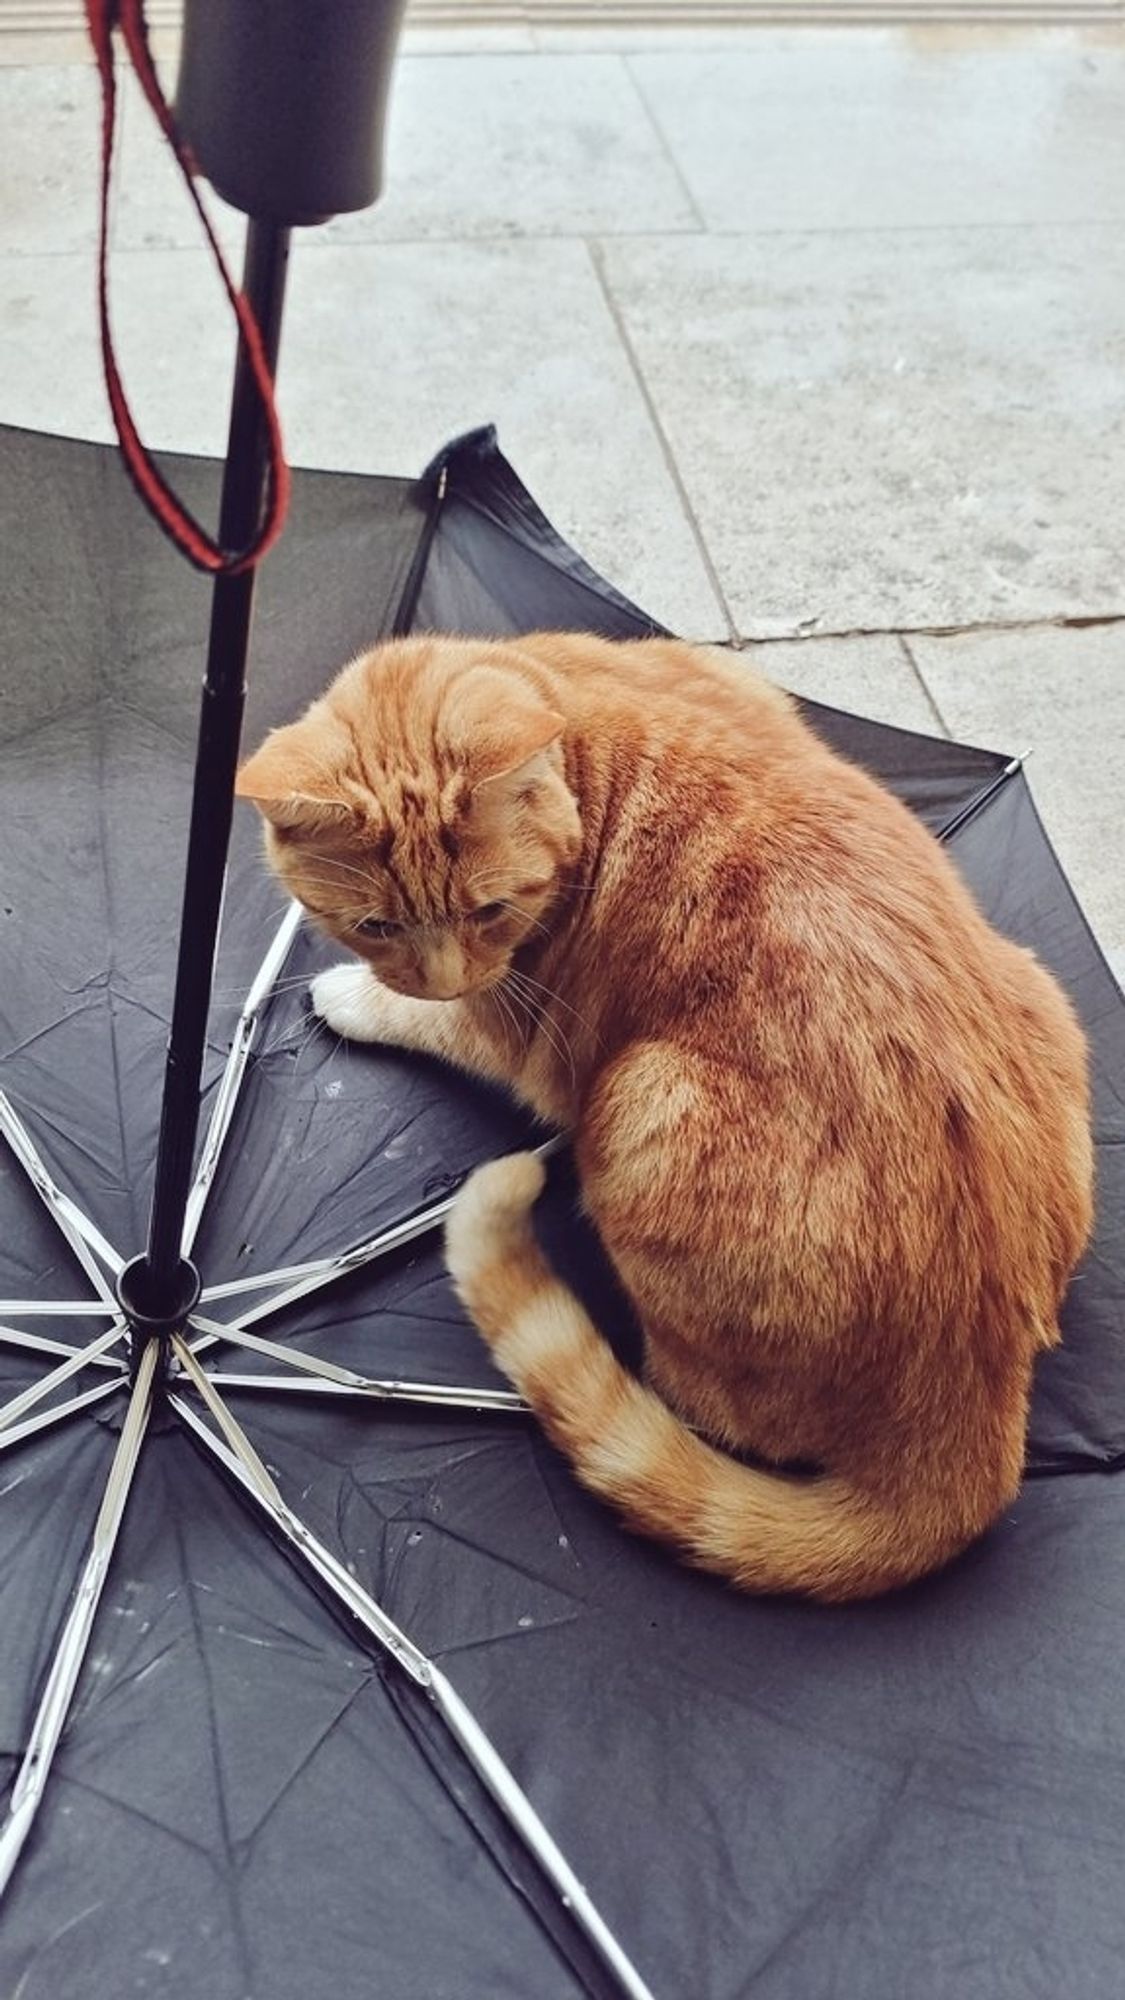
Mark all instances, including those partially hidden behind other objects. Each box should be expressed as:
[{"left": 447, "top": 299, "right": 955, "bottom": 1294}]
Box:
[{"left": 138, "top": 219, "right": 291, "bottom": 1325}]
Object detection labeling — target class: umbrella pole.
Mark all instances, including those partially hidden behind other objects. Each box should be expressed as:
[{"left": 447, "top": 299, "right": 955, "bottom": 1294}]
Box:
[{"left": 116, "top": 217, "right": 291, "bottom": 1371}]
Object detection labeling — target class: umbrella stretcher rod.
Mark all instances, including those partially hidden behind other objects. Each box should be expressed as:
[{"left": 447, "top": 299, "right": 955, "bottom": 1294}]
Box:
[
  {"left": 181, "top": 898, "right": 304, "bottom": 1258},
  {"left": 114, "top": 219, "right": 291, "bottom": 1366},
  {"left": 0, "top": 1301, "right": 121, "bottom": 1318},
  {"left": 183, "top": 1311, "right": 527, "bottom": 1414},
  {"left": 198, "top": 1131, "right": 567, "bottom": 1314},
  {"left": 0, "top": 1324, "right": 127, "bottom": 1439},
  {"left": 0, "top": 1321, "right": 123, "bottom": 1367},
  {"left": 0, "top": 1341, "right": 158, "bottom": 1898},
  {"left": 0, "top": 1380, "right": 123, "bottom": 1457},
  {"left": 0, "top": 1089, "right": 122, "bottom": 1305},
  {"left": 170, "top": 1349, "right": 658, "bottom": 2000},
  {"left": 197, "top": 1370, "right": 526, "bottom": 1413}
]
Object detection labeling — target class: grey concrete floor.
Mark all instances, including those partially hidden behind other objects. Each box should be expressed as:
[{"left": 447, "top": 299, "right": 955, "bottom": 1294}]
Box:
[{"left": 0, "top": 24, "right": 1122, "bottom": 980}]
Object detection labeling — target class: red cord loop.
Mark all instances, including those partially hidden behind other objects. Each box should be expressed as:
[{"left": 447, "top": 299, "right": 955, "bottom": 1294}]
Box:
[{"left": 85, "top": 0, "right": 290, "bottom": 574}]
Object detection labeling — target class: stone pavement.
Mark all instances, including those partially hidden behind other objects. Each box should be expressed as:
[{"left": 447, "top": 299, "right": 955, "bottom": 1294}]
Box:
[{"left": 0, "top": 22, "right": 1122, "bottom": 980}]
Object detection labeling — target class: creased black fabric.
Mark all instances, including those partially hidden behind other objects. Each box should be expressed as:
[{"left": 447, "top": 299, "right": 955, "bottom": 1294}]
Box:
[{"left": 1, "top": 422, "right": 1123, "bottom": 2000}]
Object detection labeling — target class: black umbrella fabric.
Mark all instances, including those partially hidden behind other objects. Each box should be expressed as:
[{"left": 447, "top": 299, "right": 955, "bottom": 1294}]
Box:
[{"left": 1, "top": 420, "right": 1124, "bottom": 2000}]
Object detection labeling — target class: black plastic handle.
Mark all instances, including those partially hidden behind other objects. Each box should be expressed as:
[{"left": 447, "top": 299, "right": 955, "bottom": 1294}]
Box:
[{"left": 175, "top": 0, "right": 411, "bottom": 226}]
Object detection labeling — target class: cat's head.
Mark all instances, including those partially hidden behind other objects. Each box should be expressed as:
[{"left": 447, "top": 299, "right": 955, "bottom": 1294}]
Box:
[{"left": 236, "top": 637, "right": 582, "bottom": 1001}]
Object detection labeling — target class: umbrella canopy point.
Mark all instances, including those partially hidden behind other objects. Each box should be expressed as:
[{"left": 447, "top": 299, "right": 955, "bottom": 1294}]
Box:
[{"left": 1, "top": 420, "right": 1124, "bottom": 2000}]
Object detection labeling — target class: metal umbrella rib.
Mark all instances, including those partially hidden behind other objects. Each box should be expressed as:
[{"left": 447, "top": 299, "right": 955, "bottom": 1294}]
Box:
[
  {"left": 184, "top": 1312, "right": 528, "bottom": 1414},
  {"left": 169, "top": 1348, "right": 659, "bottom": 2000},
  {"left": 0, "top": 1326, "right": 128, "bottom": 1437},
  {"left": 182, "top": 899, "right": 304, "bottom": 1259},
  {"left": 196, "top": 1130, "right": 566, "bottom": 1323},
  {"left": 0, "top": 1380, "right": 125, "bottom": 1457},
  {"left": 0, "top": 1303, "right": 122, "bottom": 1319},
  {"left": 0, "top": 1342, "right": 158, "bottom": 1898},
  {"left": 0, "top": 1324, "right": 125, "bottom": 1368},
  {"left": 0, "top": 1090, "right": 123, "bottom": 1301},
  {"left": 196, "top": 1370, "right": 528, "bottom": 1413}
]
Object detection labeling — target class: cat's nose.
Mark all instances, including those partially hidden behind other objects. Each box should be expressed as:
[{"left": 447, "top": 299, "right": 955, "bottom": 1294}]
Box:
[{"left": 423, "top": 937, "right": 468, "bottom": 1000}]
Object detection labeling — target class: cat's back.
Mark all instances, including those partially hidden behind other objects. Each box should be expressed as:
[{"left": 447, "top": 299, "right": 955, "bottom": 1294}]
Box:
[
  {"left": 540, "top": 634, "right": 1084, "bottom": 1105},
  {"left": 526, "top": 631, "right": 798, "bottom": 754}
]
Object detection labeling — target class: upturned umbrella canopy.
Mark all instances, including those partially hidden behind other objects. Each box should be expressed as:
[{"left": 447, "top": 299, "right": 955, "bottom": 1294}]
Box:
[{"left": 1, "top": 420, "right": 1123, "bottom": 2000}]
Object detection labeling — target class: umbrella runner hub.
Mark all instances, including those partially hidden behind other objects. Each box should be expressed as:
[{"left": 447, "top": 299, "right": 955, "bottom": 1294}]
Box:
[{"left": 116, "top": 1252, "right": 202, "bottom": 1383}]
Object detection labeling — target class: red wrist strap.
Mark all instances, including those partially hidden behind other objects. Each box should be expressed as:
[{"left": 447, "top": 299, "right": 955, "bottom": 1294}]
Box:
[{"left": 85, "top": 0, "right": 290, "bottom": 574}]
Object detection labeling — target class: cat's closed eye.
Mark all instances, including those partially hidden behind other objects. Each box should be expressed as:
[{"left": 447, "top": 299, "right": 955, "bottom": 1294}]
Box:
[{"left": 355, "top": 917, "right": 402, "bottom": 941}]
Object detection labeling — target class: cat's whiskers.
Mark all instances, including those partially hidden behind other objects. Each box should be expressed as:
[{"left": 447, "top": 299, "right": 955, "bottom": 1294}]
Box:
[
  {"left": 464, "top": 866, "right": 514, "bottom": 891},
  {"left": 506, "top": 967, "right": 599, "bottom": 1043},
  {"left": 210, "top": 973, "right": 312, "bottom": 1007},
  {"left": 500, "top": 973, "right": 576, "bottom": 1082},
  {"left": 490, "top": 898, "right": 551, "bottom": 942},
  {"left": 301, "top": 855, "right": 376, "bottom": 890},
  {"left": 261, "top": 1011, "right": 335, "bottom": 1065},
  {"left": 463, "top": 870, "right": 556, "bottom": 937},
  {"left": 487, "top": 982, "right": 526, "bottom": 1053},
  {"left": 547, "top": 879, "right": 595, "bottom": 903},
  {"left": 292, "top": 875, "right": 372, "bottom": 911},
  {"left": 507, "top": 984, "right": 577, "bottom": 1078},
  {"left": 494, "top": 979, "right": 537, "bottom": 1055}
]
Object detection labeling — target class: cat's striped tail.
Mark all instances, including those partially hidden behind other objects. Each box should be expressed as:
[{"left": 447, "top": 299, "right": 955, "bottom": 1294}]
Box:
[{"left": 445, "top": 1152, "right": 1011, "bottom": 1603}]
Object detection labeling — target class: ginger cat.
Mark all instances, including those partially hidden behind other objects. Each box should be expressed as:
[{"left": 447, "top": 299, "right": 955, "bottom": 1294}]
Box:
[{"left": 236, "top": 633, "right": 1093, "bottom": 1602}]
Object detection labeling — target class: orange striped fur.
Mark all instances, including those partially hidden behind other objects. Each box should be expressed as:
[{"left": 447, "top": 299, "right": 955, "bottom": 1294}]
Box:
[{"left": 237, "top": 634, "right": 1093, "bottom": 1601}]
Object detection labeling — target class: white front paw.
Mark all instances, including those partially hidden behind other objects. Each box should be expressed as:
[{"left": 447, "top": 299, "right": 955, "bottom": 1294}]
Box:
[{"left": 310, "top": 962, "right": 386, "bottom": 1041}]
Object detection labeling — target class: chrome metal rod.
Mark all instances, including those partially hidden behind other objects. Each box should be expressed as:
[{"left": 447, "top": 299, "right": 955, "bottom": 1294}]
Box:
[
  {"left": 172, "top": 1336, "right": 282, "bottom": 1498},
  {"left": 429, "top": 1667, "right": 658, "bottom": 2000},
  {"left": 199, "top": 1132, "right": 566, "bottom": 1321},
  {"left": 0, "top": 1324, "right": 127, "bottom": 1435},
  {"left": 0, "top": 1322, "right": 124, "bottom": 1370},
  {"left": 184, "top": 1311, "right": 527, "bottom": 1412},
  {"left": 169, "top": 1378, "right": 432, "bottom": 1684},
  {"left": 0, "top": 1341, "right": 157, "bottom": 1901},
  {"left": 199, "top": 1188, "right": 483, "bottom": 1313},
  {"left": 169, "top": 1371, "right": 656, "bottom": 2000},
  {"left": 937, "top": 751, "right": 1029, "bottom": 845},
  {"left": 0, "top": 1301, "right": 120, "bottom": 1318},
  {"left": 0, "top": 1089, "right": 122, "bottom": 1301},
  {"left": 193, "top": 1368, "right": 527, "bottom": 1415},
  {"left": 186, "top": 1310, "right": 369, "bottom": 1383},
  {"left": 0, "top": 1378, "right": 124, "bottom": 1455},
  {"left": 193, "top": 1369, "right": 526, "bottom": 1412},
  {"left": 182, "top": 900, "right": 304, "bottom": 1257}
]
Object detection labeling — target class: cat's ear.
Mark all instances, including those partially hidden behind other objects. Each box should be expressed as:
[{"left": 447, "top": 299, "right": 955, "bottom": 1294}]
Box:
[
  {"left": 471, "top": 730, "right": 564, "bottom": 799},
  {"left": 235, "top": 720, "right": 355, "bottom": 831},
  {"left": 445, "top": 667, "right": 565, "bottom": 798}
]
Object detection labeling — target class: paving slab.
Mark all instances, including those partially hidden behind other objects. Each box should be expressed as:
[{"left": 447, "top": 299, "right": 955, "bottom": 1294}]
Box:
[
  {"left": 114, "top": 52, "right": 700, "bottom": 252},
  {"left": 599, "top": 226, "right": 1125, "bottom": 639},
  {"left": 0, "top": 65, "right": 103, "bottom": 256},
  {"left": 909, "top": 622, "right": 1125, "bottom": 964},
  {"left": 630, "top": 28, "right": 1125, "bottom": 232},
  {"left": 0, "top": 235, "right": 724, "bottom": 640},
  {"left": 748, "top": 632, "right": 944, "bottom": 734}
]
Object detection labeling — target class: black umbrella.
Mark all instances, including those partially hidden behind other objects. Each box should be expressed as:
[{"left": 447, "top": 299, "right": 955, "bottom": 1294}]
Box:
[{"left": 3, "top": 10, "right": 1125, "bottom": 2000}]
